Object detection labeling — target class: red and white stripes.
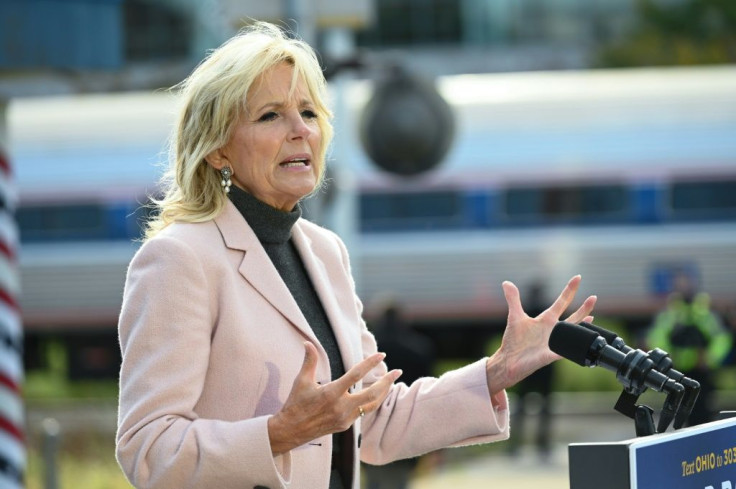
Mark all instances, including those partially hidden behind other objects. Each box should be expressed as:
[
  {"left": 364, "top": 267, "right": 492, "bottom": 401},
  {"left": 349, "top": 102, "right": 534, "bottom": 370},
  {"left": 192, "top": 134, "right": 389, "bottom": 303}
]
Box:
[{"left": 0, "top": 114, "right": 24, "bottom": 488}]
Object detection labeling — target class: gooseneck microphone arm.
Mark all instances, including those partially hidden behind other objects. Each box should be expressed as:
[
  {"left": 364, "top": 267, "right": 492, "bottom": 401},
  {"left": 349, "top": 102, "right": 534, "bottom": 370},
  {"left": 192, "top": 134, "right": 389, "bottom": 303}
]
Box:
[
  {"left": 549, "top": 322, "right": 679, "bottom": 394},
  {"left": 578, "top": 322, "right": 700, "bottom": 430},
  {"left": 646, "top": 348, "right": 700, "bottom": 429},
  {"left": 549, "top": 321, "right": 685, "bottom": 435}
]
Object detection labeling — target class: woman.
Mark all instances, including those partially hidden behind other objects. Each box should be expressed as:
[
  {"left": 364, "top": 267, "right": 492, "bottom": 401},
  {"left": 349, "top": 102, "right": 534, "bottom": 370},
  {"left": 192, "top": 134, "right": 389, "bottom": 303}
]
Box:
[{"left": 116, "top": 22, "right": 597, "bottom": 489}]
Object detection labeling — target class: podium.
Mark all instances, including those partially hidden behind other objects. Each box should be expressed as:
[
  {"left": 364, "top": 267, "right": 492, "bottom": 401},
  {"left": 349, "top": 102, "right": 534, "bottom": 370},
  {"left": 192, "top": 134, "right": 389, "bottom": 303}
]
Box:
[{"left": 569, "top": 415, "right": 736, "bottom": 489}]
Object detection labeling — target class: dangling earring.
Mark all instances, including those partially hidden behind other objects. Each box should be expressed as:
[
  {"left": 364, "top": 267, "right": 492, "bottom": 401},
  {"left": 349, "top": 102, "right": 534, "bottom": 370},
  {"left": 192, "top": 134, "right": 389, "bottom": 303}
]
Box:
[{"left": 220, "top": 167, "right": 232, "bottom": 194}]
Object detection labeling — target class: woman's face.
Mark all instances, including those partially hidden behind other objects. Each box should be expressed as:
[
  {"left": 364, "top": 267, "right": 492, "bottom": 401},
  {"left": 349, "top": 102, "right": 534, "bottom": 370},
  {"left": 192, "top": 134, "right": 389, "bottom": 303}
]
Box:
[{"left": 217, "top": 63, "right": 322, "bottom": 211}]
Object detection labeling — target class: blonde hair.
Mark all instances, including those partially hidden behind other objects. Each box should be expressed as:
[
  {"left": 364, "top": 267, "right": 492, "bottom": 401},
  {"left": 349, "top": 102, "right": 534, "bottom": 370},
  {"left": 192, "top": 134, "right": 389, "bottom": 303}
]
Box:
[{"left": 144, "top": 21, "right": 334, "bottom": 240}]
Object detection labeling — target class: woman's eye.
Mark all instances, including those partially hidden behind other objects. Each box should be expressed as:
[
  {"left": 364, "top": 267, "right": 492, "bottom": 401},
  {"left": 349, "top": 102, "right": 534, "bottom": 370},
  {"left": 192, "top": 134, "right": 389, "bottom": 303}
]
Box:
[
  {"left": 301, "top": 109, "right": 318, "bottom": 120},
  {"left": 257, "top": 112, "right": 278, "bottom": 122}
]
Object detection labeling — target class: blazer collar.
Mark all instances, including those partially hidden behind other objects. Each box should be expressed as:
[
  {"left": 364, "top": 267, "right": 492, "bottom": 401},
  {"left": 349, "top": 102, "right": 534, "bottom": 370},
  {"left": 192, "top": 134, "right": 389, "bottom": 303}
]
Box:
[
  {"left": 292, "top": 223, "right": 357, "bottom": 372},
  {"left": 214, "top": 200, "right": 317, "bottom": 343},
  {"left": 215, "top": 201, "right": 357, "bottom": 369}
]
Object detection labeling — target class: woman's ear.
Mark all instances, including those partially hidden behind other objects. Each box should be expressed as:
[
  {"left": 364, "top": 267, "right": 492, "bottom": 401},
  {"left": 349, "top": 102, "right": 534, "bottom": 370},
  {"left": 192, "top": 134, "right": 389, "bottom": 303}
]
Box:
[{"left": 205, "top": 148, "right": 228, "bottom": 171}]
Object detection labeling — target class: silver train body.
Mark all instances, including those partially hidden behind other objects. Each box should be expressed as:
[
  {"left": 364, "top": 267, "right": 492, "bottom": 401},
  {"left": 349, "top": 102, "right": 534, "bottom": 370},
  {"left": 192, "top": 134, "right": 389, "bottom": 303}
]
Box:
[{"left": 10, "top": 66, "right": 736, "bottom": 333}]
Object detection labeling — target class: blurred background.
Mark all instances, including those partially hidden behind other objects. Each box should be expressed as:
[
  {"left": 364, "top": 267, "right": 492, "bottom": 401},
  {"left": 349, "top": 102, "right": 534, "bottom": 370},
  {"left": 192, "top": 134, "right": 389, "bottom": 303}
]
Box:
[{"left": 1, "top": 0, "right": 736, "bottom": 488}]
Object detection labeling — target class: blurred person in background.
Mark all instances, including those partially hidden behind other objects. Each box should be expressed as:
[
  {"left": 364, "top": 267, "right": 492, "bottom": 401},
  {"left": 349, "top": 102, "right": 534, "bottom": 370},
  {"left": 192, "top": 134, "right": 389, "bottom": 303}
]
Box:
[
  {"left": 722, "top": 302, "right": 736, "bottom": 367},
  {"left": 362, "top": 296, "right": 437, "bottom": 489},
  {"left": 645, "top": 271, "right": 732, "bottom": 426},
  {"left": 506, "top": 280, "right": 555, "bottom": 461},
  {"left": 115, "top": 22, "right": 597, "bottom": 489}
]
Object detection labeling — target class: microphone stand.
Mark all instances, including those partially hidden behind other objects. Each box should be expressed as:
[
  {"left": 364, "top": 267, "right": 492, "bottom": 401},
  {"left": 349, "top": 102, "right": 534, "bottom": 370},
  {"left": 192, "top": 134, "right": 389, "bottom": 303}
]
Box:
[
  {"left": 646, "top": 348, "right": 700, "bottom": 429},
  {"left": 614, "top": 390, "right": 666, "bottom": 437},
  {"left": 549, "top": 322, "right": 694, "bottom": 437},
  {"left": 576, "top": 322, "right": 697, "bottom": 436},
  {"left": 614, "top": 390, "right": 656, "bottom": 436},
  {"left": 613, "top": 373, "right": 685, "bottom": 437}
]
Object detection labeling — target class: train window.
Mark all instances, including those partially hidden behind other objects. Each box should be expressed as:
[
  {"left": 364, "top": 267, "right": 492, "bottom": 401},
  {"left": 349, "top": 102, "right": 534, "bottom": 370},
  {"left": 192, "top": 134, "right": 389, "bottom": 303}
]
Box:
[
  {"left": 17, "top": 204, "right": 106, "bottom": 242},
  {"left": 504, "top": 184, "right": 627, "bottom": 223},
  {"left": 670, "top": 180, "right": 736, "bottom": 217},
  {"left": 357, "top": 0, "right": 462, "bottom": 46},
  {"left": 124, "top": 0, "right": 192, "bottom": 62},
  {"left": 360, "top": 191, "right": 463, "bottom": 231}
]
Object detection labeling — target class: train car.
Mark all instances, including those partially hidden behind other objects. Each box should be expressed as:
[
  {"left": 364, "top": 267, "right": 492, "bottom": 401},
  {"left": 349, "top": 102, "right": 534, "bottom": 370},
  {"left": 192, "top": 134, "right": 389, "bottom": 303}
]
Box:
[
  {"left": 9, "top": 65, "right": 736, "bottom": 365},
  {"left": 350, "top": 66, "right": 736, "bottom": 334}
]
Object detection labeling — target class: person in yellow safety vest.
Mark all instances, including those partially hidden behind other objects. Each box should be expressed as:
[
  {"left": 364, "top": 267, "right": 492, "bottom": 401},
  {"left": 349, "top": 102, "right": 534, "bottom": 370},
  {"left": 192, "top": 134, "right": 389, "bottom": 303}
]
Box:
[{"left": 646, "top": 273, "right": 732, "bottom": 426}]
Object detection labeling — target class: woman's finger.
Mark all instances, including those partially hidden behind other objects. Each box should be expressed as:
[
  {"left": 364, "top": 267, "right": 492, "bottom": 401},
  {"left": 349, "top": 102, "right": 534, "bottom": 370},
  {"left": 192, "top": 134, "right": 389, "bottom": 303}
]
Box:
[
  {"left": 351, "top": 370, "right": 402, "bottom": 415},
  {"left": 329, "top": 351, "right": 386, "bottom": 395},
  {"left": 502, "top": 281, "right": 524, "bottom": 320},
  {"left": 564, "top": 295, "right": 598, "bottom": 324},
  {"left": 545, "top": 275, "right": 582, "bottom": 318},
  {"left": 293, "top": 342, "right": 319, "bottom": 388}
]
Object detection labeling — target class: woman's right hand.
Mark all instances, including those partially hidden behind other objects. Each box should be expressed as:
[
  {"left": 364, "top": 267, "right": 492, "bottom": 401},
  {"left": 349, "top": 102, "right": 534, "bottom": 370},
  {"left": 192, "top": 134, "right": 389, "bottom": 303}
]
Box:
[{"left": 267, "top": 342, "right": 402, "bottom": 455}]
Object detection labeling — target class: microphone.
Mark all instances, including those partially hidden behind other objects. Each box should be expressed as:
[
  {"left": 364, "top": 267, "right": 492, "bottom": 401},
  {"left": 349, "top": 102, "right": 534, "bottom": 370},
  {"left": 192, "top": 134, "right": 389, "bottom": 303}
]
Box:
[
  {"left": 550, "top": 321, "right": 685, "bottom": 432},
  {"left": 578, "top": 321, "right": 628, "bottom": 352},
  {"left": 577, "top": 321, "right": 700, "bottom": 429}
]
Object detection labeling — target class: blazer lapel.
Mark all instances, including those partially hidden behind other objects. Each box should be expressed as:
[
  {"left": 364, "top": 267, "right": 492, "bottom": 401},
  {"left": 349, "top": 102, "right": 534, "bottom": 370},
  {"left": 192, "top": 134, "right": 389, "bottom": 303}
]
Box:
[
  {"left": 292, "top": 222, "right": 357, "bottom": 370},
  {"left": 213, "top": 201, "right": 318, "bottom": 343}
]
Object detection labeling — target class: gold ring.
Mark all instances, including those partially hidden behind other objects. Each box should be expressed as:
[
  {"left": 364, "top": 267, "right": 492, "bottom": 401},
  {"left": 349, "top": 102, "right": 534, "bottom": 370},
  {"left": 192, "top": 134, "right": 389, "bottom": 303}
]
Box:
[{"left": 358, "top": 406, "right": 365, "bottom": 417}]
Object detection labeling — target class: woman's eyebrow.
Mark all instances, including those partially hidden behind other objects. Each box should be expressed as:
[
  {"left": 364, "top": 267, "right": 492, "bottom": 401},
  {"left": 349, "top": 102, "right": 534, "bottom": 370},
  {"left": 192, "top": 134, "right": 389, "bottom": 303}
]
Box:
[
  {"left": 252, "top": 101, "right": 283, "bottom": 113},
  {"left": 251, "top": 98, "right": 314, "bottom": 114}
]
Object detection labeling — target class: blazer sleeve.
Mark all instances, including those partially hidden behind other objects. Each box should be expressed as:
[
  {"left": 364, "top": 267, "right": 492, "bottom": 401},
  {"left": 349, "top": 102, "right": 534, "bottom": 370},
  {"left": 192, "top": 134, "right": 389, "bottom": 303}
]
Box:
[
  {"left": 116, "top": 235, "right": 291, "bottom": 489},
  {"left": 360, "top": 358, "right": 510, "bottom": 465},
  {"left": 329, "top": 232, "right": 510, "bottom": 465}
]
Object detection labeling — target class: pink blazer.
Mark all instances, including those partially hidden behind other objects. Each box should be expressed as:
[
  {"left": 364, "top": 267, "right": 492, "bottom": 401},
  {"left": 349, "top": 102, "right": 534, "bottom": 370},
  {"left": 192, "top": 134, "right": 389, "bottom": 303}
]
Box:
[{"left": 116, "top": 200, "right": 509, "bottom": 489}]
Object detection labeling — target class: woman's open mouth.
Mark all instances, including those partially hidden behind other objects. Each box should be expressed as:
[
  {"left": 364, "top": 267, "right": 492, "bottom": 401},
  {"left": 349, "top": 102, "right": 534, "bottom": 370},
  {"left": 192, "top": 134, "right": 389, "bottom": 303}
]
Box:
[{"left": 280, "top": 156, "right": 311, "bottom": 168}]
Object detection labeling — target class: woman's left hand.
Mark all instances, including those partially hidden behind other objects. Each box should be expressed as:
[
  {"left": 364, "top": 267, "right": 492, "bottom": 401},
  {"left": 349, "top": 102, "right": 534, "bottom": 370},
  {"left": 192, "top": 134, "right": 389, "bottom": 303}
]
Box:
[{"left": 485, "top": 275, "right": 597, "bottom": 395}]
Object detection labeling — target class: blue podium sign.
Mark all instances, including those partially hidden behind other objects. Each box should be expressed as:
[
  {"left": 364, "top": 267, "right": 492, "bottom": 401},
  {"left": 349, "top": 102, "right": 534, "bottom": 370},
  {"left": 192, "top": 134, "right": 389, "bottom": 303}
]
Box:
[
  {"left": 570, "top": 417, "right": 736, "bottom": 489},
  {"left": 633, "top": 418, "right": 736, "bottom": 489}
]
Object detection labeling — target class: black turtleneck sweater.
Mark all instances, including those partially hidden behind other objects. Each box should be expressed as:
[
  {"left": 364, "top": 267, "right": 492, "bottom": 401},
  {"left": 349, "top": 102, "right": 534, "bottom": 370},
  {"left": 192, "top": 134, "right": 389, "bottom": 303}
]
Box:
[{"left": 228, "top": 186, "right": 349, "bottom": 489}]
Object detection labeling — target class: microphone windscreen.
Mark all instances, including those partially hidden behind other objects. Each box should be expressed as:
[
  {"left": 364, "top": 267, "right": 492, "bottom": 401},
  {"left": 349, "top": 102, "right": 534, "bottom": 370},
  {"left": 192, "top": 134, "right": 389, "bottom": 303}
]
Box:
[
  {"left": 549, "top": 321, "right": 600, "bottom": 366},
  {"left": 580, "top": 321, "right": 618, "bottom": 345}
]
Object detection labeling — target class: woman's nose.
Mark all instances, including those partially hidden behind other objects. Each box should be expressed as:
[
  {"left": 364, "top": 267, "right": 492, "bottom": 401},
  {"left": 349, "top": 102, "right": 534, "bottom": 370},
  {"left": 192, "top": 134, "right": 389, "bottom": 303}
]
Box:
[{"left": 288, "top": 113, "right": 312, "bottom": 139}]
